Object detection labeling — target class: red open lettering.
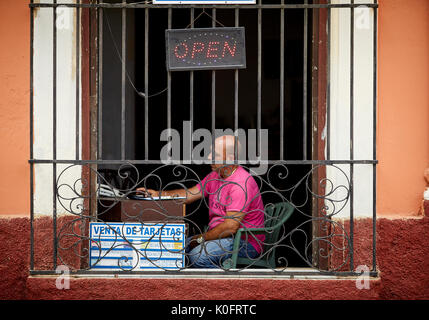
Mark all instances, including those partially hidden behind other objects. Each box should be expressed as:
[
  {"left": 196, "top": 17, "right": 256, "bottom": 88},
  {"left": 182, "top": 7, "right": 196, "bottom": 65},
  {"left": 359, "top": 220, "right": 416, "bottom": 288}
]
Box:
[
  {"left": 174, "top": 42, "right": 189, "bottom": 59},
  {"left": 206, "top": 41, "right": 220, "bottom": 58},
  {"left": 222, "top": 41, "right": 237, "bottom": 58},
  {"left": 191, "top": 42, "right": 205, "bottom": 59}
]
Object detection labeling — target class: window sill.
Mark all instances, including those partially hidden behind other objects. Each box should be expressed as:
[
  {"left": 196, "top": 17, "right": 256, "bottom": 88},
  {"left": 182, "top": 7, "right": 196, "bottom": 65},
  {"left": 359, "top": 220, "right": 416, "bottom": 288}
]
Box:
[{"left": 29, "top": 268, "right": 379, "bottom": 279}]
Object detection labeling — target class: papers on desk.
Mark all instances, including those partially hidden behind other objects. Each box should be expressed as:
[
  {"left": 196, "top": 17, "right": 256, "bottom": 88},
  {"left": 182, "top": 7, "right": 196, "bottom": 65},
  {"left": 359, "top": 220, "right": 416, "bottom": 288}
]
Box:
[
  {"left": 127, "top": 194, "right": 186, "bottom": 201},
  {"left": 96, "top": 184, "right": 186, "bottom": 201},
  {"left": 97, "top": 183, "right": 124, "bottom": 198}
]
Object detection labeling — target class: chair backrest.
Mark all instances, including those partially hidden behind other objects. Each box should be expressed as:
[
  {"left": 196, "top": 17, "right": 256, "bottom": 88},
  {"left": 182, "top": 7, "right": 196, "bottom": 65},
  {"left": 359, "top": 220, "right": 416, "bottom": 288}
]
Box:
[{"left": 263, "top": 202, "right": 294, "bottom": 252}]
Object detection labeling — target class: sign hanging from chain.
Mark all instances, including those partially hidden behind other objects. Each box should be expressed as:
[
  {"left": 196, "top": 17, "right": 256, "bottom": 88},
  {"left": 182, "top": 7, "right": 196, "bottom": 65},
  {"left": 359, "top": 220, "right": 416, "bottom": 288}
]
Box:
[{"left": 165, "top": 27, "right": 246, "bottom": 71}]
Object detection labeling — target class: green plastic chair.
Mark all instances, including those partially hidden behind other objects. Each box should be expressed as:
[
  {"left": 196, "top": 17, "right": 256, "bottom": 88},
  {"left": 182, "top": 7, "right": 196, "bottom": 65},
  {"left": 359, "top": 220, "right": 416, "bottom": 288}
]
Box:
[{"left": 223, "top": 201, "right": 295, "bottom": 269}]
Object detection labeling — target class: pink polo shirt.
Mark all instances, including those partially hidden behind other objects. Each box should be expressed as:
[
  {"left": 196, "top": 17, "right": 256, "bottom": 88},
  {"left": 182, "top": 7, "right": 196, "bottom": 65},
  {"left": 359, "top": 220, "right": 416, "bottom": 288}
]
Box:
[{"left": 196, "top": 166, "right": 265, "bottom": 254}]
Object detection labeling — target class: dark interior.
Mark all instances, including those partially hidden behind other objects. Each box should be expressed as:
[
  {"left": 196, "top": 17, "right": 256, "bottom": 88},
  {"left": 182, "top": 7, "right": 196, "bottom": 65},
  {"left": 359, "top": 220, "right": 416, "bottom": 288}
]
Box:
[{"left": 100, "top": 0, "right": 313, "bottom": 268}]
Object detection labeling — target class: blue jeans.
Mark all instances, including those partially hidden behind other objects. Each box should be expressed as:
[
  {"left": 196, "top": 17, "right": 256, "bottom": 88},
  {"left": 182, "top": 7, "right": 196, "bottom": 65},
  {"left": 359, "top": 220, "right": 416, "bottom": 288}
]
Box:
[{"left": 185, "top": 236, "right": 260, "bottom": 268}]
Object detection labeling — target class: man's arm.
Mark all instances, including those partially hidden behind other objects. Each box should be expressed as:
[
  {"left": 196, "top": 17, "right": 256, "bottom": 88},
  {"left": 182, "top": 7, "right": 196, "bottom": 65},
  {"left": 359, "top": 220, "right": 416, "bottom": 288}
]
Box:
[
  {"left": 136, "top": 184, "right": 202, "bottom": 205},
  {"left": 189, "top": 211, "right": 245, "bottom": 248}
]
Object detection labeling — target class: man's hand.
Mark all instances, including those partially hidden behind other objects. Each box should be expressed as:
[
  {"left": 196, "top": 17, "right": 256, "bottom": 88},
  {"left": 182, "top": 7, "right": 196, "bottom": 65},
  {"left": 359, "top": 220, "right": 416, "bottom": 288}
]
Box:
[
  {"left": 188, "top": 234, "right": 203, "bottom": 251},
  {"left": 187, "top": 211, "right": 245, "bottom": 251},
  {"left": 136, "top": 185, "right": 203, "bottom": 205},
  {"left": 136, "top": 187, "right": 157, "bottom": 197}
]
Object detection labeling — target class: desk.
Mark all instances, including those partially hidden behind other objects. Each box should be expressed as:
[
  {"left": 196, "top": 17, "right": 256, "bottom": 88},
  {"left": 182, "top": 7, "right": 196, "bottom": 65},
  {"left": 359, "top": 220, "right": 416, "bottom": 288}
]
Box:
[{"left": 98, "top": 198, "right": 186, "bottom": 223}]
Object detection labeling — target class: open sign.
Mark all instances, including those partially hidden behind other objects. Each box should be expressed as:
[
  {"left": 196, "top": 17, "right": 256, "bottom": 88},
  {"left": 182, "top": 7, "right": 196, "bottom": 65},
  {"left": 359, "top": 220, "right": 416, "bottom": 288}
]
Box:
[{"left": 166, "top": 27, "right": 246, "bottom": 71}]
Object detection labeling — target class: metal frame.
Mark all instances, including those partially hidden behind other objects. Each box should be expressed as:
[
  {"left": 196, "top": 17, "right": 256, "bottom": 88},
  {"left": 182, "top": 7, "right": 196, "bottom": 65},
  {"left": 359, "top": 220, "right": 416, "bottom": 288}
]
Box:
[{"left": 29, "top": 1, "right": 378, "bottom": 277}]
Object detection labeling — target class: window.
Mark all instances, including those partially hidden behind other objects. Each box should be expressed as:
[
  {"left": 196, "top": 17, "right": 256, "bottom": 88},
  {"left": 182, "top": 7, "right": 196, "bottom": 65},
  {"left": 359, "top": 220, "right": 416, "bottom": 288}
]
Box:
[{"left": 30, "top": 0, "right": 378, "bottom": 277}]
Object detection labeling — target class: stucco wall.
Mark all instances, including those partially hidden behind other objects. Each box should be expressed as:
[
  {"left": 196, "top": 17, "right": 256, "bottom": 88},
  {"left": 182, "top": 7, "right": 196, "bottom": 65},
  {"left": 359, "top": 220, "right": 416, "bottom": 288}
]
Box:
[
  {"left": 1, "top": 2, "right": 428, "bottom": 217},
  {"left": 0, "top": 0, "right": 428, "bottom": 301},
  {"left": 1, "top": 216, "right": 428, "bottom": 300},
  {"left": 0, "top": 0, "right": 30, "bottom": 215},
  {"left": 377, "top": 0, "right": 429, "bottom": 216}
]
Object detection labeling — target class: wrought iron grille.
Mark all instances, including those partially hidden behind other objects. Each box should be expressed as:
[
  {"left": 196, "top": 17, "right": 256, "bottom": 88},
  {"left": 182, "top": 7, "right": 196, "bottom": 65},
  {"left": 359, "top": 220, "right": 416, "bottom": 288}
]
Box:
[{"left": 29, "top": 0, "right": 378, "bottom": 277}]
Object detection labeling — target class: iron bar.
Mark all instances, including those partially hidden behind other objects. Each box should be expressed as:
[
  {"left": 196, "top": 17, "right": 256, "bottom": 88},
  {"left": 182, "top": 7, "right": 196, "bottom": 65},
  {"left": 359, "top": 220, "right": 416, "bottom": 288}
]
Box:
[
  {"left": 257, "top": 0, "right": 261, "bottom": 158},
  {"left": 29, "top": 159, "right": 378, "bottom": 165},
  {"left": 145, "top": 7, "right": 149, "bottom": 159},
  {"left": 121, "top": 3, "right": 127, "bottom": 160},
  {"left": 98, "top": 6, "right": 103, "bottom": 160},
  {"left": 349, "top": 0, "right": 355, "bottom": 271},
  {"left": 234, "top": 8, "right": 239, "bottom": 161},
  {"left": 167, "top": 8, "right": 172, "bottom": 161},
  {"left": 29, "top": 269, "right": 379, "bottom": 278},
  {"left": 52, "top": 0, "right": 58, "bottom": 270},
  {"left": 372, "top": 0, "right": 378, "bottom": 273},
  {"left": 76, "top": 1, "right": 81, "bottom": 160},
  {"left": 326, "top": 0, "right": 331, "bottom": 161},
  {"left": 280, "top": 0, "right": 284, "bottom": 160},
  {"left": 211, "top": 9, "right": 216, "bottom": 157},
  {"left": 30, "top": 0, "right": 34, "bottom": 271},
  {"left": 303, "top": 0, "right": 308, "bottom": 160},
  {"left": 30, "top": 3, "right": 379, "bottom": 9},
  {"left": 189, "top": 8, "right": 194, "bottom": 162}
]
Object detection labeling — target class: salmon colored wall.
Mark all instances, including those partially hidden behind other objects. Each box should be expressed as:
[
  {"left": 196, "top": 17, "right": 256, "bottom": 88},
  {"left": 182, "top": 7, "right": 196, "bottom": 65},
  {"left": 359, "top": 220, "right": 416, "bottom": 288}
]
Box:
[
  {"left": 377, "top": 0, "right": 429, "bottom": 216},
  {"left": 0, "top": 0, "right": 29, "bottom": 216},
  {"left": 0, "top": 1, "right": 428, "bottom": 217}
]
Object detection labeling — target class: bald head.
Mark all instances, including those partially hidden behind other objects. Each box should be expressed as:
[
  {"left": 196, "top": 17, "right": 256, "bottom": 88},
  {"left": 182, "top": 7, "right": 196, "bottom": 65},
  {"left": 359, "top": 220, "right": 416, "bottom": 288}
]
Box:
[
  {"left": 212, "top": 135, "right": 241, "bottom": 163},
  {"left": 207, "top": 135, "right": 241, "bottom": 177}
]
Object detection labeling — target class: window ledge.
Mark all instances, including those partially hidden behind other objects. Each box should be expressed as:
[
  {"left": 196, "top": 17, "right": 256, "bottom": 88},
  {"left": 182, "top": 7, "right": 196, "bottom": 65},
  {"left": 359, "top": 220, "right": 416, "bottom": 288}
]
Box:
[{"left": 29, "top": 268, "right": 379, "bottom": 280}]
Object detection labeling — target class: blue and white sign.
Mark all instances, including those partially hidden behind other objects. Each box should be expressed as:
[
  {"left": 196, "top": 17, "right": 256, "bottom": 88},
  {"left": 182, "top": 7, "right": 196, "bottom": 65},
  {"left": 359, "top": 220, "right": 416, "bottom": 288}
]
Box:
[
  {"left": 153, "top": 0, "right": 256, "bottom": 4},
  {"left": 89, "top": 222, "right": 186, "bottom": 271}
]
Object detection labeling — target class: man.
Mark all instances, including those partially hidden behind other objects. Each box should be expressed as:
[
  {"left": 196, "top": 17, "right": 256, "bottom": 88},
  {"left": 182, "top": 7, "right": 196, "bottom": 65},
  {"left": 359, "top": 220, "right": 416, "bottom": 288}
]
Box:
[{"left": 137, "top": 135, "right": 265, "bottom": 268}]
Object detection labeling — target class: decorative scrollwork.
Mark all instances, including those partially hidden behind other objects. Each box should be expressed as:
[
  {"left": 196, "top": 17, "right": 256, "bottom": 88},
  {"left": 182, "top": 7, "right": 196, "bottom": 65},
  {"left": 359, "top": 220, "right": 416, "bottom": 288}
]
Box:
[{"left": 54, "top": 162, "right": 352, "bottom": 272}]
